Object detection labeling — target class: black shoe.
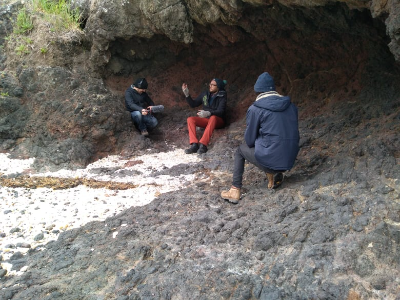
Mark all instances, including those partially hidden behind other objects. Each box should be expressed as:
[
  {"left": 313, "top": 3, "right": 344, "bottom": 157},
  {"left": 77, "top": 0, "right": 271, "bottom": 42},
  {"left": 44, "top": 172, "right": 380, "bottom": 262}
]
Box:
[
  {"left": 273, "top": 172, "right": 284, "bottom": 189},
  {"left": 185, "top": 143, "right": 199, "bottom": 154},
  {"left": 197, "top": 143, "right": 208, "bottom": 154}
]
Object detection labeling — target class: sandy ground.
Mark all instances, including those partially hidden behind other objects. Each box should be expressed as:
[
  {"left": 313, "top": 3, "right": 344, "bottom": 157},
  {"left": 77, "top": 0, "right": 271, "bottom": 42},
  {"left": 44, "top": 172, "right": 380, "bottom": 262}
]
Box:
[{"left": 0, "top": 149, "right": 202, "bottom": 273}]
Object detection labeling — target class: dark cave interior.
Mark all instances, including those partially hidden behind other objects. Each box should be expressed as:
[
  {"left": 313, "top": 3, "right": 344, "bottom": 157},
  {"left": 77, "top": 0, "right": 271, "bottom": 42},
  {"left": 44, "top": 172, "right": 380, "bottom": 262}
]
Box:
[{"left": 103, "top": 2, "right": 399, "bottom": 124}]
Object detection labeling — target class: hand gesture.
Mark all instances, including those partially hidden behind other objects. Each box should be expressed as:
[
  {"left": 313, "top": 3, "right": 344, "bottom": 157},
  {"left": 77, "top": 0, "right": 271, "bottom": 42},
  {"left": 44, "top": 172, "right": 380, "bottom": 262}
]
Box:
[{"left": 182, "top": 83, "right": 189, "bottom": 97}]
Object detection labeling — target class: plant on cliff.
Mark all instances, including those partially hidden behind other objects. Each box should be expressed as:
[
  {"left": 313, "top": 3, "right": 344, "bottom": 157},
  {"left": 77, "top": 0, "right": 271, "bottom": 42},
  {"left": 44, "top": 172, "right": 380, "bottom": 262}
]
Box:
[
  {"left": 30, "top": 0, "right": 82, "bottom": 31},
  {"left": 6, "top": 0, "right": 82, "bottom": 61},
  {"left": 14, "top": 8, "right": 34, "bottom": 34}
]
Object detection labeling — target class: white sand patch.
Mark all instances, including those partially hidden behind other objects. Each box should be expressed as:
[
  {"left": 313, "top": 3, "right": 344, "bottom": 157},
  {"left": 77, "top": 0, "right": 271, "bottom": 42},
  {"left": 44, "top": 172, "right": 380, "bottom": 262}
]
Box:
[{"left": 0, "top": 149, "right": 202, "bottom": 266}]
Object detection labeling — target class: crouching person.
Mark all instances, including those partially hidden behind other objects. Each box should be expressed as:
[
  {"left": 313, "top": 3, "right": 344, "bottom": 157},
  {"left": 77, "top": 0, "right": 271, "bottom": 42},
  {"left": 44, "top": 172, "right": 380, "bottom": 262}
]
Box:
[
  {"left": 125, "top": 78, "right": 161, "bottom": 136},
  {"left": 221, "top": 72, "right": 300, "bottom": 204}
]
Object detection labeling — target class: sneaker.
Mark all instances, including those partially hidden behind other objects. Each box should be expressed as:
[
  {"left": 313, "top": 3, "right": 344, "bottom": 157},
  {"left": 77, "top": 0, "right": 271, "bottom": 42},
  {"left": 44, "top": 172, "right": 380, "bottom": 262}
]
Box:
[
  {"left": 197, "top": 143, "right": 208, "bottom": 154},
  {"left": 221, "top": 187, "right": 241, "bottom": 204},
  {"left": 141, "top": 129, "right": 149, "bottom": 136},
  {"left": 185, "top": 143, "right": 199, "bottom": 154}
]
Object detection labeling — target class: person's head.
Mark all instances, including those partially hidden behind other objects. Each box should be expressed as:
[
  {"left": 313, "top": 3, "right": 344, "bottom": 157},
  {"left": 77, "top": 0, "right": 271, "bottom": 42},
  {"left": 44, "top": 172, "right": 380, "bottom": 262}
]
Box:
[
  {"left": 210, "top": 78, "right": 227, "bottom": 93},
  {"left": 254, "top": 72, "right": 275, "bottom": 93},
  {"left": 133, "top": 78, "right": 148, "bottom": 94}
]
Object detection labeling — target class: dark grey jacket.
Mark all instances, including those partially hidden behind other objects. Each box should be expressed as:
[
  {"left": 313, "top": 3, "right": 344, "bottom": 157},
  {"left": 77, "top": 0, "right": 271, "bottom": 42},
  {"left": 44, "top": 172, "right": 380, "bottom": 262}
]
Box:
[{"left": 125, "top": 86, "right": 155, "bottom": 112}]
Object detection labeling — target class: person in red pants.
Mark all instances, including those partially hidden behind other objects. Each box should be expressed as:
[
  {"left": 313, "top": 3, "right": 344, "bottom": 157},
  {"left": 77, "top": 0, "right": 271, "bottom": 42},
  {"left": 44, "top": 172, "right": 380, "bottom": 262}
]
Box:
[{"left": 182, "top": 78, "right": 227, "bottom": 154}]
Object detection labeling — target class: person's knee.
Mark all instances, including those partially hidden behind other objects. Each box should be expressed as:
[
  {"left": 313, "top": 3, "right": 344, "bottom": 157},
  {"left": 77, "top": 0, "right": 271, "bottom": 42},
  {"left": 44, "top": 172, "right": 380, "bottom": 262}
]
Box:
[
  {"left": 209, "top": 115, "right": 217, "bottom": 121},
  {"left": 131, "top": 111, "right": 141, "bottom": 119},
  {"left": 150, "top": 118, "right": 158, "bottom": 128}
]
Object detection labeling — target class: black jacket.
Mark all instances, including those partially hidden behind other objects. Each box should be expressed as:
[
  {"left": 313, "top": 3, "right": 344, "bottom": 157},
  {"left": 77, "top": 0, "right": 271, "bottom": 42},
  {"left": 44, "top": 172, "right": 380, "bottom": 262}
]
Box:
[
  {"left": 185, "top": 90, "right": 227, "bottom": 122},
  {"left": 125, "top": 86, "right": 155, "bottom": 112}
]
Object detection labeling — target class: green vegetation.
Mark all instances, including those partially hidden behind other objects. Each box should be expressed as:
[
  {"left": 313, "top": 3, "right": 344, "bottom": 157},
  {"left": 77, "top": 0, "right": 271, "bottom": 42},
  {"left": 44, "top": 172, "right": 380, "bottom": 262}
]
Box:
[
  {"left": 14, "top": 9, "right": 34, "bottom": 34},
  {"left": 7, "top": 1, "right": 82, "bottom": 58},
  {"left": 30, "top": 0, "right": 82, "bottom": 31},
  {"left": 15, "top": 44, "right": 30, "bottom": 55},
  {"left": 1, "top": 92, "right": 10, "bottom": 97}
]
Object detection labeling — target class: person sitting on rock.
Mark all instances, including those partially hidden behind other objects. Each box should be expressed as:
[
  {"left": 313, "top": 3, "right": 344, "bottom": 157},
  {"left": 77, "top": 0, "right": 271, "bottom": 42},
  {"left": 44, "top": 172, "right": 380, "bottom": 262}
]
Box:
[
  {"left": 221, "top": 72, "right": 300, "bottom": 204},
  {"left": 182, "top": 78, "right": 227, "bottom": 154},
  {"left": 125, "top": 78, "right": 160, "bottom": 136}
]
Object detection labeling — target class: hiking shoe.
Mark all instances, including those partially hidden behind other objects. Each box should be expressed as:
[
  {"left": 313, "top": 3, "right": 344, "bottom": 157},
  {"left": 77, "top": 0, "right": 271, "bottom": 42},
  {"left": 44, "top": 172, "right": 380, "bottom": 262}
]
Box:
[
  {"left": 221, "top": 187, "right": 241, "bottom": 204},
  {"left": 273, "top": 172, "right": 284, "bottom": 189},
  {"left": 197, "top": 143, "right": 208, "bottom": 154},
  {"left": 141, "top": 129, "right": 149, "bottom": 136},
  {"left": 185, "top": 143, "right": 199, "bottom": 154},
  {"left": 266, "top": 173, "right": 274, "bottom": 189}
]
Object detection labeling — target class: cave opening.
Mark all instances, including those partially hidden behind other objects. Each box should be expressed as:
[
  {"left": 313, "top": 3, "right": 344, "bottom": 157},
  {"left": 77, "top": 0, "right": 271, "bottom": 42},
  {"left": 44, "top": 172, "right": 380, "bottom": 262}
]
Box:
[{"left": 103, "top": 2, "right": 399, "bottom": 125}]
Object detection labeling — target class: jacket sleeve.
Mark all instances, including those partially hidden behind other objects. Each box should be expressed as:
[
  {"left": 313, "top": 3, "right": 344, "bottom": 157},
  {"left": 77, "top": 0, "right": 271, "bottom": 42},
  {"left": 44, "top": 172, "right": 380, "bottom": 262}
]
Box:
[
  {"left": 125, "top": 89, "right": 143, "bottom": 112},
  {"left": 146, "top": 94, "right": 155, "bottom": 107},
  {"left": 186, "top": 92, "right": 204, "bottom": 108},
  {"left": 244, "top": 106, "right": 260, "bottom": 148}
]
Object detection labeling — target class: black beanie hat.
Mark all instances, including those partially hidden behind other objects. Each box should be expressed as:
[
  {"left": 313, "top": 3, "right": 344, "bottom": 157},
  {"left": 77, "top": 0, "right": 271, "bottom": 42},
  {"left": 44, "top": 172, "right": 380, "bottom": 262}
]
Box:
[
  {"left": 134, "top": 78, "right": 148, "bottom": 89},
  {"left": 213, "top": 78, "right": 227, "bottom": 91}
]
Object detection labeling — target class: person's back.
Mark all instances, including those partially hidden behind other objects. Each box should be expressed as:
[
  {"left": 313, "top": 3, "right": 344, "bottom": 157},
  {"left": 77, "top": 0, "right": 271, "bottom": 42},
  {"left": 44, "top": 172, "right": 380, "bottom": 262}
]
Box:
[
  {"left": 245, "top": 91, "right": 299, "bottom": 171},
  {"left": 221, "top": 72, "right": 300, "bottom": 204}
]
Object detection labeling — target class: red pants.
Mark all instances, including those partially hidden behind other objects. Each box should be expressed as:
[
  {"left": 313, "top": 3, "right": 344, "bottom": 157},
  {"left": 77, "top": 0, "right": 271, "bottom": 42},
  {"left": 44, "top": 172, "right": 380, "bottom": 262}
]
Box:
[{"left": 187, "top": 115, "right": 225, "bottom": 146}]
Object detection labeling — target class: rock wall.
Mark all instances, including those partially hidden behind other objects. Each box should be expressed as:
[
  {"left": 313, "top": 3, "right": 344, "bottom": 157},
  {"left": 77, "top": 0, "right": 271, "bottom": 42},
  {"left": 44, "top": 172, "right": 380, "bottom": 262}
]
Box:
[{"left": 0, "top": 0, "right": 399, "bottom": 169}]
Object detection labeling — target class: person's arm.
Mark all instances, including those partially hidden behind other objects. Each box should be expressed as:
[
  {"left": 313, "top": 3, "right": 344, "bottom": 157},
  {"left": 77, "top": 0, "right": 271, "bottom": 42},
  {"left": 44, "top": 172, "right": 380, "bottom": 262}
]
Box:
[
  {"left": 125, "top": 89, "right": 143, "bottom": 112},
  {"left": 145, "top": 94, "right": 155, "bottom": 107},
  {"left": 182, "top": 83, "right": 202, "bottom": 108},
  {"left": 244, "top": 106, "right": 260, "bottom": 148}
]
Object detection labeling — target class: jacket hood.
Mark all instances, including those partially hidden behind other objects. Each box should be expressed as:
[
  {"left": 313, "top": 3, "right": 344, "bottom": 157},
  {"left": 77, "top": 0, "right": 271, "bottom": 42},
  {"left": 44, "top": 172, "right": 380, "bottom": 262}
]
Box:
[{"left": 253, "top": 92, "right": 291, "bottom": 112}]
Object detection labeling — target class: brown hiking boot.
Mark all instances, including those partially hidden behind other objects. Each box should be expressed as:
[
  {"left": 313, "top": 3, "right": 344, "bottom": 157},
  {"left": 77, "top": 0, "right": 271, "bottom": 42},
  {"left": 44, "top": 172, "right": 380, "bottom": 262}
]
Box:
[
  {"left": 266, "top": 173, "right": 274, "bottom": 189},
  {"left": 266, "top": 172, "right": 284, "bottom": 189},
  {"left": 221, "top": 186, "right": 241, "bottom": 204}
]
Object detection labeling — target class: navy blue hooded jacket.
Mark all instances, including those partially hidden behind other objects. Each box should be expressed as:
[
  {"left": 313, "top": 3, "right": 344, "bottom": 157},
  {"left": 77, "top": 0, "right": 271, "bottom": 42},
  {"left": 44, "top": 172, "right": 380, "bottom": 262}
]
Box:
[{"left": 245, "top": 91, "right": 299, "bottom": 170}]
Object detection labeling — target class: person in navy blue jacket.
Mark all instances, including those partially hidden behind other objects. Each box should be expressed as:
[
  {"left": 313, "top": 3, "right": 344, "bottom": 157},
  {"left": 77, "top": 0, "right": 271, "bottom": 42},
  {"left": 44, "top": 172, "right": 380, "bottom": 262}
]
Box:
[{"left": 221, "top": 72, "right": 300, "bottom": 204}]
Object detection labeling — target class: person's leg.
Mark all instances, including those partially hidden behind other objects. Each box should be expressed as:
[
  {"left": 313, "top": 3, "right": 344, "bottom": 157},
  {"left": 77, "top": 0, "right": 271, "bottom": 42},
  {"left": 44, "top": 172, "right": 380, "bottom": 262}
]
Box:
[
  {"left": 232, "top": 144, "right": 280, "bottom": 188},
  {"left": 232, "top": 143, "right": 254, "bottom": 189},
  {"left": 143, "top": 115, "right": 158, "bottom": 130},
  {"left": 199, "top": 116, "right": 224, "bottom": 146},
  {"left": 238, "top": 144, "right": 285, "bottom": 189},
  {"left": 221, "top": 145, "right": 246, "bottom": 203},
  {"left": 131, "top": 111, "right": 145, "bottom": 131},
  {"left": 187, "top": 116, "right": 209, "bottom": 144}
]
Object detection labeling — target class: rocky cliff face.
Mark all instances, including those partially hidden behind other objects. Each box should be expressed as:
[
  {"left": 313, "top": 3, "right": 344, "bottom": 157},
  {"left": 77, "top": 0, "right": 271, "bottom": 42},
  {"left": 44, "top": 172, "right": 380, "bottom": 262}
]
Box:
[
  {"left": 1, "top": 0, "right": 399, "bottom": 169},
  {"left": 0, "top": 0, "right": 399, "bottom": 299}
]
